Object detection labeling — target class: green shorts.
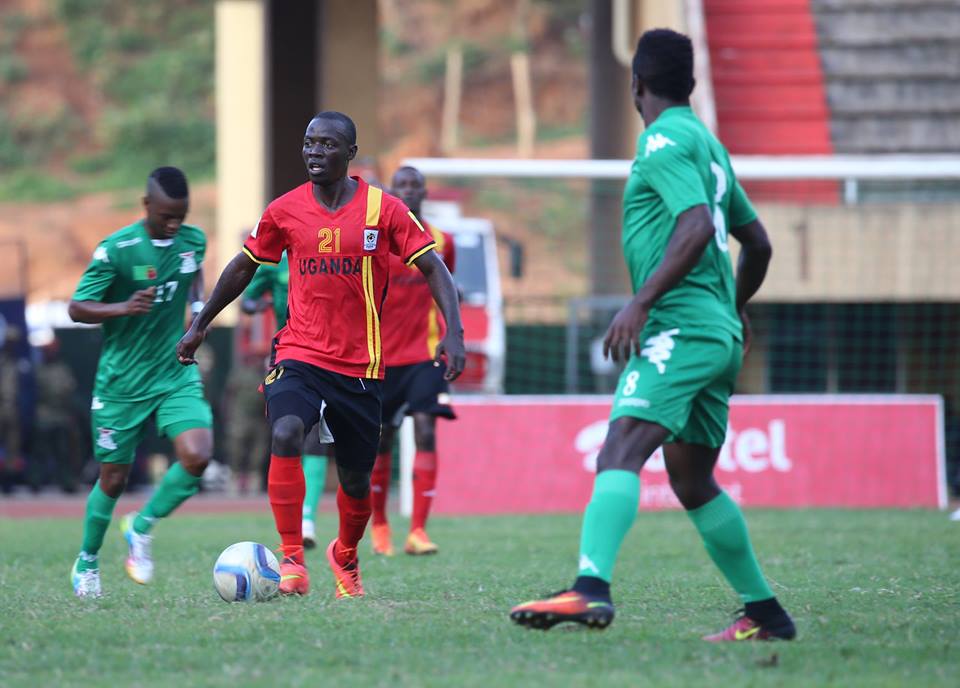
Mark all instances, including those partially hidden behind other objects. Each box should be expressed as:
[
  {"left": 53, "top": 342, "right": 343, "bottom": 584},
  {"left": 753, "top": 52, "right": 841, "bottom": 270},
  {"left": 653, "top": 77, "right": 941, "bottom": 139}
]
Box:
[
  {"left": 90, "top": 382, "right": 213, "bottom": 464},
  {"left": 610, "top": 325, "right": 742, "bottom": 449}
]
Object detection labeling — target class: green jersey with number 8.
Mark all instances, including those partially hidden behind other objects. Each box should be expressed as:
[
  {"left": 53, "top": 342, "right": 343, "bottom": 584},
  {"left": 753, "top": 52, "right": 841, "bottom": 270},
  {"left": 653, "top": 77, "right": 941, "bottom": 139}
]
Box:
[
  {"left": 622, "top": 106, "right": 756, "bottom": 339},
  {"left": 73, "top": 219, "right": 206, "bottom": 400}
]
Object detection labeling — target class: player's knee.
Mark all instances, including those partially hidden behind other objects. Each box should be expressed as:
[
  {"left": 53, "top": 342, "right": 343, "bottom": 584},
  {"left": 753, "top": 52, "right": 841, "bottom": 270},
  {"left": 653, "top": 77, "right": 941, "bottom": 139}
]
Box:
[
  {"left": 338, "top": 467, "right": 370, "bottom": 499},
  {"left": 414, "top": 433, "right": 436, "bottom": 452},
  {"left": 668, "top": 475, "right": 719, "bottom": 511},
  {"left": 179, "top": 451, "right": 210, "bottom": 476},
  {"left": 271, "top": 416, "right": 305, "bottom": 456},
  {"left": 596, "top": 446, "right": 642, "bottom": 474},
  {"left": 99, "top": 469, "right": 128, "bottom": 497},
  {"left": 413, "top": 419, "right": 436, "bottom": 452}
]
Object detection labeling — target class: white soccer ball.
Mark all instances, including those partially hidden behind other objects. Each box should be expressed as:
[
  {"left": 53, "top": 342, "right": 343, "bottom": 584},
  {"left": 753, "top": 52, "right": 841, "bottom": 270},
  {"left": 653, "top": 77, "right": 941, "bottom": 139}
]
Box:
[{"left": 212, "top": 542, "right": 281, "bottom": 602}]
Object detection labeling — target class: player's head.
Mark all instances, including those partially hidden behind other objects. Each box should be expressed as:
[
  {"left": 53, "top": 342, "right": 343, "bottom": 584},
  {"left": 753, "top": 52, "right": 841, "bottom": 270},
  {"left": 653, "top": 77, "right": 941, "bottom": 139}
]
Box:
[
  {"left": 631, "top": 29, "right": 695, "bottom": 119},
  {"left": 302, "top": 111, "right": 358, "bottom": 186},
  {"left": 390, "top": 166, "right": 427, "bottom": 216},
  {"left": 143, "top": 166, "right": 189, "bottom": 240}
]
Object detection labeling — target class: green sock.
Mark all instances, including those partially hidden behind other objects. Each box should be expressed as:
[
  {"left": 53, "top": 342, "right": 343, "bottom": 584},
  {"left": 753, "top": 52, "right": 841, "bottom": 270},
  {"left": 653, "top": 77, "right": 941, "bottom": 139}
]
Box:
[
  {"left": 79, "top": 480, "right": 118, "bottom": 570},
  {"left": 134, "top": 463, "right": 202, "bottom": 534},
  {"left": 302, "top": 454, "right": 328, "bottom": 521},
  {"left": 687, "top": 491, "right": 774, "bottom": 603},
  {"left": 577, "top": 470, "right": 640, "bottom": 583}
]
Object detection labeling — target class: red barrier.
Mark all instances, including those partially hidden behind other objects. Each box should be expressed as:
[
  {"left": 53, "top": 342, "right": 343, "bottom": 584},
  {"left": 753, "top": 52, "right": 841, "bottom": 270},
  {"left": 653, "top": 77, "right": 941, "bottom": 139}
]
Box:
[{"left": 435, "top": 395, "right": 945, "bottom": 514}]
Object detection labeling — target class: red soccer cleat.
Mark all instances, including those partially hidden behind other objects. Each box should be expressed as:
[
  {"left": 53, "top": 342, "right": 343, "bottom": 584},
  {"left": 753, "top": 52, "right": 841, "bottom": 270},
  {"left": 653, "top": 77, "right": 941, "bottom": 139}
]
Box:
[
  {"left": 704, "top": 614, "right": 796, "bottom": 642},
  {"left": 510, "top": 590, "right": 614, "bottom": 630},
  {"left": 371, "top": 523, "right": 394, "bottom": 556},
  {"left": 326, "top": 539, "right": 364, "bottom": 599},
  {"left": 278, "top": 558, "right": 310, "bottom": 596}
]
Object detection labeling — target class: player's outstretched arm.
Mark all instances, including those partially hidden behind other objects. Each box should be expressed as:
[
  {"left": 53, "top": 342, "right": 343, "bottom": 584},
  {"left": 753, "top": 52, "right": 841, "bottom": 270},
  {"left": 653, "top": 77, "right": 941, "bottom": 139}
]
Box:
[
  {"left": 729, "top": 218, "right": 772, "bottom": 354},
  {"left": 413, "top": 250, "right": 466, "bottom": 381},
  {"left": 603, "top": 204, "right": 715, "bottom": 362},
  {"left": 176, "top": 252, "right": 259, "bottom": 365},
  {"left": 68, "top": 287, "right": 156, "bottom": 324}
]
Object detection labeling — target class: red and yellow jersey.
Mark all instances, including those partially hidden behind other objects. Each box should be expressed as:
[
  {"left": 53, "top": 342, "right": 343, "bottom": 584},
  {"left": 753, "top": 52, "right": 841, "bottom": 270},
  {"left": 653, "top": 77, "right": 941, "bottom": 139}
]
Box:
[
  {"left": 381, "top": 222, "right": 456, "bottom": 367},
  {"left": 242, "top": 177, "right": 435, "bottom": 379}
]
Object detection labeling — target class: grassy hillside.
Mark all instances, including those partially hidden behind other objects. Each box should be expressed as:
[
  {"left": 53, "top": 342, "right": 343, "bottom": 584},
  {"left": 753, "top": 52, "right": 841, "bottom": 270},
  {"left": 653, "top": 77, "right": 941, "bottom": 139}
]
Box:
[{"left": 0, "top": 0, "right": 214, "bottom": 201}]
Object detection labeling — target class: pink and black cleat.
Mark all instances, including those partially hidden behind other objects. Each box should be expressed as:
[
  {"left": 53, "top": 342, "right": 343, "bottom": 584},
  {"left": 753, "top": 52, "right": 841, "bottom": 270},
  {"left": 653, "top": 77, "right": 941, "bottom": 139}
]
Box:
[{"left": 704, "top": 614, "right": 796, "bottom": 642}]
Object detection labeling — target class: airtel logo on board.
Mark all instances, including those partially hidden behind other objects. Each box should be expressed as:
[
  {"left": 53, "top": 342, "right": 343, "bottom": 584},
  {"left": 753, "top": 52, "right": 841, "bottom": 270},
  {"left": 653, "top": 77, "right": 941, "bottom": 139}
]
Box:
[{"left": 575, "top": 420, "right": 794, "bottom": 474}]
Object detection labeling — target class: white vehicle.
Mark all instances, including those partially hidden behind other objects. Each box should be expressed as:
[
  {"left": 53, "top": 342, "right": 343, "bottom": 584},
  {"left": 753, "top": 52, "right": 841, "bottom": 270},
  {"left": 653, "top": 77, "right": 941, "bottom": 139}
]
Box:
[{"left": 422, "top": 200, "right": 506, "bottom": 394}]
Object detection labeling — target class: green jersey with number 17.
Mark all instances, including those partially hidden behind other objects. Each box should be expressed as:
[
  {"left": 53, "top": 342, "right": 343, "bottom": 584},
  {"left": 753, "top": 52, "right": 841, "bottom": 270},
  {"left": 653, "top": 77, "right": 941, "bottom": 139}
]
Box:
[
  {"left": 72, "top": 219, "right": 206, "bottom": 400},
  {"left": 622, "top": 105, "right": 757, "bottom": 340}
]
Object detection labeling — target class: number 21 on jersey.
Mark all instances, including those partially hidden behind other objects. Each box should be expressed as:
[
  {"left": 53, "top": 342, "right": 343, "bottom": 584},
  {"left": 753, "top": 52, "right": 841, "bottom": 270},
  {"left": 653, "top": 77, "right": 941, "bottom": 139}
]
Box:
[{"left": 318, "top": 227, "right": 341, "bottom": 253}]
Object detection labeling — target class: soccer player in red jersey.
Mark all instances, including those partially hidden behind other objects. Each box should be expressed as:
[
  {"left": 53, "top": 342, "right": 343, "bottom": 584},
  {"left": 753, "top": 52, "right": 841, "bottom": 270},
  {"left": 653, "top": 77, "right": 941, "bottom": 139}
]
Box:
[
  {"left": 369, "top": 166, "right": 457, "bottom": 556},
  {"left": 177, "top": 111, "right": 465, "bottom": 598}
]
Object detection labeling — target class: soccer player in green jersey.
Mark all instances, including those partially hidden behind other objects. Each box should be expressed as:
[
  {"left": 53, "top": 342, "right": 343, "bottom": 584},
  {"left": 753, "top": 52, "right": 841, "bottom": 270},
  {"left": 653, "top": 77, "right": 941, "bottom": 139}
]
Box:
[
  {"left": 69, "top": 167, "right": 214, "bottom": 598},
  {"left": 241, "top": 254, "right": 331, "bottom": 549},
  {"left": 510, "top": 29, "right": 795, "bottom": 641}
]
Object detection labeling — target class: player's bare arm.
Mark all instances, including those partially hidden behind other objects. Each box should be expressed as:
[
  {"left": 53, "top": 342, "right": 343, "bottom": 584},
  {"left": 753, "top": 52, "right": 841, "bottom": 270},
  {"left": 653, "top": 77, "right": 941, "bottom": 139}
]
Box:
[
  {"left": 729, "top": 218, "right": 773, "bottom": 355},
  {"left": 188, "top": 270, "right": 205, "bottom": 325},
  {"left": 603, "top": 204, "right": 715, "bottom": 362},
  {"left": 68, "top": 286, "right": 156, "bottom": 323},
  {"left": 177, "top": 252, "right": 259, "bottom": 364},
  {"left": 413, "top": 249, "right": 466, "bottom": 380}
]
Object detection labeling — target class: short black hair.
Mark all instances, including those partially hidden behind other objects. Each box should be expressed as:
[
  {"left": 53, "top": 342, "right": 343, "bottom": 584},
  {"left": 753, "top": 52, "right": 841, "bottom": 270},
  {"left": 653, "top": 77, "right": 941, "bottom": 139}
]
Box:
[
  {"left": 311, "top": 111, "right": 357, "bottom": 145},
  {"left": 392, "top": 165, "right": 425, "bottom": 183},
  {"left": 632, "top": 29, "right": 695, "bottom": 102},
  {"left": 147, "top": 166, "right": 189, "bottom": 199}
]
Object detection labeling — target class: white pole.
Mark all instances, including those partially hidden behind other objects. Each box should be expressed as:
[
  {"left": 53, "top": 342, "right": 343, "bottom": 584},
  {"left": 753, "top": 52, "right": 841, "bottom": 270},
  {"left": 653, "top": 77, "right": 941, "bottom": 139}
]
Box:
[
  {"left": 399, "top": 416, "right": 415, "bottom": 517},
  {"left": 402, "top": 156, "right": 960, "bottom": 180}
]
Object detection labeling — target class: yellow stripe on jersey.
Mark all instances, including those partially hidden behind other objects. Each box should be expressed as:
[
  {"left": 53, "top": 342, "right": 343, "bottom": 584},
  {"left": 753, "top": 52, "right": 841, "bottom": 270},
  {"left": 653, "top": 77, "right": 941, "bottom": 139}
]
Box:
[
  {"left": 362, "top": 256, "right": 382, "bottom": 378},
  {"left": 370, "top": 260, "right": 382, "bottom": 378},
  {"left": 242, "top": 245, "right": 280, "bottom": 266},
  {"left": 408, "top": 210, "right": 427, "bottom": 232},
  {"left": 429, "top": 225, "right": 445, "bottom": 250},
  {"left": 405, "top": 242, "right": 436, "bottom": 266},
  {"left": 365, "top": 186, "right": 383, "bottom": 227},
  {"left": 426, "top": 305, "right": 440, "bottom": 360}
]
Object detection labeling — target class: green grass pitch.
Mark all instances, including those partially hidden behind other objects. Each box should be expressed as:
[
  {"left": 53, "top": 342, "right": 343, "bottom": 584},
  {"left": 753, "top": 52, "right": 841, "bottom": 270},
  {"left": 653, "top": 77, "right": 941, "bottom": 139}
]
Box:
[{"left": 1, "top": 509, "right": 957, "bottom": 687}]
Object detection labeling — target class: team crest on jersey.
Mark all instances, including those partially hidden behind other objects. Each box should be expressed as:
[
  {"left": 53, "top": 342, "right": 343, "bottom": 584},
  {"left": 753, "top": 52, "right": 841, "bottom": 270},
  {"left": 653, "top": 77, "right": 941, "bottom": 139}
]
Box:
[
  {"left": 644, "top": 133, "right": 676, "bottom": 158},
  {"left": 96, "top": 427, "right": 117, "bottom": 451},
  {"left": 363, "top": 229, "right": 379, "bottom": 251},
  {"left": 179, "top": 251, "right": 198, "bottom": 274},
  {"left": 133, "top": 265, "right": 157, "bottom": 280}
]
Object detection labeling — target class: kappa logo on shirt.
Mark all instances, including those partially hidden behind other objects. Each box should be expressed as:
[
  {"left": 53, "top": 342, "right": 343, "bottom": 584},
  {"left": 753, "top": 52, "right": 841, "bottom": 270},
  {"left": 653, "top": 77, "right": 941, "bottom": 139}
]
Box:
[
  {"left": 644, "top": 132, "right": 676, "bottom": 158},
  {"left": 363, "top": 229, "right": 379, "bottom": 251},
  {"left": 93, "top": 246, "right": 109, "bottom": 263},
  {"left": 91, "top": 397, "right": 104, "bottom": 411},
  {"left": 179, "top": 251, "right": 198, "bottom": 274},
  {"left": 96, "top": 427, "right": 117, "bottom": 451}
]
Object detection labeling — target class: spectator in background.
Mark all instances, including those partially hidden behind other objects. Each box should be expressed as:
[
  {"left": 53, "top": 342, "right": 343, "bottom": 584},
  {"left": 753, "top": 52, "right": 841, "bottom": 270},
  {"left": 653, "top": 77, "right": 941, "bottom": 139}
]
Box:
[
  {"left": 0, "top": 324, "right": 28, "bottom": 490},
  {"left": 224, "top": 352, "right": 271, "bottom": 494},
  {"left": 30, "top": 330, "right": 83, "bottom": 492}
]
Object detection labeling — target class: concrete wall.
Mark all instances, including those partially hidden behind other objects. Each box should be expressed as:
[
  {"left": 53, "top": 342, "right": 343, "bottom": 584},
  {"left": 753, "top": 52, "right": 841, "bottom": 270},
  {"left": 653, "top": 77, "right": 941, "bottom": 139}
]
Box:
[{"left": 739, "top": 203, "right": 960, "bottom": 302}]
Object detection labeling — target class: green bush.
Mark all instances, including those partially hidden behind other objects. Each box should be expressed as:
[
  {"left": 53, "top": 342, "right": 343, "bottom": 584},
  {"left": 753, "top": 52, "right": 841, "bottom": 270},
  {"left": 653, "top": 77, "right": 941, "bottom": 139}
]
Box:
[
  {"left": 0, "top": 0, "right": 217, "bottom": 200},
  {"left": 0, "top": 55, "right": 28, "bottom": 85}
]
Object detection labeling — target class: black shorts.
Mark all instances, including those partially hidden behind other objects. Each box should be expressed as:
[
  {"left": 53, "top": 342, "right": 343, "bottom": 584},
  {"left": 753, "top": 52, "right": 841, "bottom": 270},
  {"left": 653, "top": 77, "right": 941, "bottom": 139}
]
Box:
[
  {"left": 263, "top": 360, "right": 381, "bottom": 472},
  {"left": 381, "top": 360, "right": 456, "bottom": 428}
]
